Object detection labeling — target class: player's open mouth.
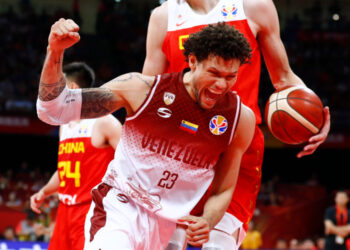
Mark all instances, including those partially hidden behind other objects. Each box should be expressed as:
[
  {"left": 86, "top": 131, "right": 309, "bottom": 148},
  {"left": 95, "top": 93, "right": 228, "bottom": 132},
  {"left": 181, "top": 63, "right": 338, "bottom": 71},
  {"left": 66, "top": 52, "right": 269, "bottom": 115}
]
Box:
[{"left": 204, "top": 89, "right": 221, "bottom": 101}]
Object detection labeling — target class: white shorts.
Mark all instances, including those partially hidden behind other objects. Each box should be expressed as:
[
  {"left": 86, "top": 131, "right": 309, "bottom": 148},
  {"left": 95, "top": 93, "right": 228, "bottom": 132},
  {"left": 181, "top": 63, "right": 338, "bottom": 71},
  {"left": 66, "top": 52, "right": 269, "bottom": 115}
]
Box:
[{"left": 84, "top": 183, "right": 176, "bottom": 250}]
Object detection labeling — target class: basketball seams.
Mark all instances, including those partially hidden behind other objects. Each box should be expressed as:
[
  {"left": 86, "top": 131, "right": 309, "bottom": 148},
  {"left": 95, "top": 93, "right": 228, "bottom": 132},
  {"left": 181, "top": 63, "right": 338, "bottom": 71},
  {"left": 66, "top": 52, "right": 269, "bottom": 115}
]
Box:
[
  {"left": 274, "top": 91, "right": 297, "bottom": 144},
  {"left": 268, "top": 97, "right": 323, "bottom": 111},
  {"left": 265, "top": 86, "right": 324, "bottom": 144}
]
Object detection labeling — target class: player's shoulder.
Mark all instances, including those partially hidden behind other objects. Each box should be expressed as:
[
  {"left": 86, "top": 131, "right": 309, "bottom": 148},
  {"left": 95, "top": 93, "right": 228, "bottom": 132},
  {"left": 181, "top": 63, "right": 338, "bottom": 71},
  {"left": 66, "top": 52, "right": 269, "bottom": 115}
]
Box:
[
  {"left": 95, "top": 114, "right": 121, "bottom": 129},
  {"left": 150, "top": 1, "right": 168, "bottom": 23},
  {"left": 244, "top": 0, "right": 274, "bottom": 12},
  {"left": 244, "top": 0, "right": 277, "bottom": 26},
  {"left": 240, "top": 104, "right": 255, "bottom": 126}
]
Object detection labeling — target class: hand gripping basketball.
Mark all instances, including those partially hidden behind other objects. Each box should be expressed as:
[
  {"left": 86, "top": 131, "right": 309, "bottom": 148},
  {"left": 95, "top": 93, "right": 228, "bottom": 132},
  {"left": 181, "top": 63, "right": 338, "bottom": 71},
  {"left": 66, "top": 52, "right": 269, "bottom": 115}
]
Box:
[{"left": 265, "top": 85, "right": 325, "bottom": 145}]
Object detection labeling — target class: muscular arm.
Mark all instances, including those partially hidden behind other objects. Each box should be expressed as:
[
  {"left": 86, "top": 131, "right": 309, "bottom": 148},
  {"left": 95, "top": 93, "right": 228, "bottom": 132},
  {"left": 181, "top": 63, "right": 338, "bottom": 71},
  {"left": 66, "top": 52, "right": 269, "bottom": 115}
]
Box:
[
  {"left": 245, "top": 0, "right": 330, "bottom": 157},
  {"left": 202, "top": 105, "right": 255, "bottom": 229},
  {"left": 30, "top": 171, "right": 60, "bottom": 214},
  {"left": 142, "top": 3, "right": 169, "bottom": 75},
  {"left": 37, "top": 19, "right": 155, "bottom": 125},
  {"left": 92, "top": 115, "right": 123, "bottom": 149},
  {"left": 181, "top": 105, "right": 256, "bottom": 246},
  {"left": 245, "top": 0, "right": 305, "bottom": 90}
]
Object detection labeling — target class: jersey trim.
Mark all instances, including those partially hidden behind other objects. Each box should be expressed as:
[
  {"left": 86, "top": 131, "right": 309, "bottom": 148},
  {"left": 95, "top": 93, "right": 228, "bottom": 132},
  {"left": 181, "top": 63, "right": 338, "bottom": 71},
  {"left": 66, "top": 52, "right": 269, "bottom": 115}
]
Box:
[{"left": 228, "top": 95, "right": 241, "bottom": 145}]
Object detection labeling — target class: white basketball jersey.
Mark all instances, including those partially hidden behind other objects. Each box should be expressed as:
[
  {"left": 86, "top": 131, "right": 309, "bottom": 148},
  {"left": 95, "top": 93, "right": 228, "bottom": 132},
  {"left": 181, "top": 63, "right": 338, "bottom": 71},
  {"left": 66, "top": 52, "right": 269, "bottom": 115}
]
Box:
[
  {"left": 167, "top": 0, "right": 246, "bottom": 32},
  {"left": 102, "top": 72, "right": 241, "bottom": 221}
]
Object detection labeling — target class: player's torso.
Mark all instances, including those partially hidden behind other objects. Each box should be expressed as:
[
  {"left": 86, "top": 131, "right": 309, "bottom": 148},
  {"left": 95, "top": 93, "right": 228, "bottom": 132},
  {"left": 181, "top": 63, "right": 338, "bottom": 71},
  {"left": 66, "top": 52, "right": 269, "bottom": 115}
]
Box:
[
  {"left": 163, "top": 0, "right": 262, "bottom": 123},
  {"left": 102, "top": 71, "right": 241, "bottom": 220},
  {"left": 58, "top": 118, "right": 114, "bottom": 205}
]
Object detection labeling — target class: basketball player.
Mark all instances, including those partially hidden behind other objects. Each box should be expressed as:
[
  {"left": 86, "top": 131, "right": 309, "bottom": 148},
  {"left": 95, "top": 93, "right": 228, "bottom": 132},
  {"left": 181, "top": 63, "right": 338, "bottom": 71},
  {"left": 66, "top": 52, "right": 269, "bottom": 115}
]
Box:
[
  {"left": 36, "top": 19, "right": 255, "bottom": 249},
  {"left": 30, "top": 62, "right": 122, "bottom": 250},
  {"left": 142, "top": 1, "right": 331, "bottom": 249}
]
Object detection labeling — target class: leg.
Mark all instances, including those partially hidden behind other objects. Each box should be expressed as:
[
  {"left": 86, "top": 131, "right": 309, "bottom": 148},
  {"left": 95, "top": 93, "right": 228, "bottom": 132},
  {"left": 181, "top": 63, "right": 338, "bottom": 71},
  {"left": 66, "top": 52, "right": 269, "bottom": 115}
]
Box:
[
  {"left": 84, "top": 183, "right": 134, "bottom": 250},
  {"left": 48, "top": 204, "right": 70, "bottom": 250},
  {"left": 165, "top": 225, "right": 187, "bottom": 250}
]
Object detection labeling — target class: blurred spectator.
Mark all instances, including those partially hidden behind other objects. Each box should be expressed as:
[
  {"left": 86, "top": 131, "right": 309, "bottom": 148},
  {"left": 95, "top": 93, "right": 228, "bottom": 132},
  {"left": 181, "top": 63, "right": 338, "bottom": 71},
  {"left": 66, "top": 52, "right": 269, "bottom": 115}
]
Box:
[
  {"left": 15, "top": 210, "right": 36, "bottom": 241},
  {"left": 0, "top": 226, "right": 17, "bottom": 241},
  {"left": 241, "top": 221, "right": 263, "bottom": 249},
  {"left": 276, "top": 238, "right": 288, "bottom": 249},
  {"left": 324, "top": 190, "right": 350, "bottom": 250},
  {"left": 316, "top": 237, "right": 325, "bottom": 250},
  {"left": 290, "top": 238, "right": 299, "bottom": 249},
  {"left": 5, "top": 191, "right": 22, "bottom": 207},
  {"left": 300, "top": 238, "right": 316, "bottom": 250}
]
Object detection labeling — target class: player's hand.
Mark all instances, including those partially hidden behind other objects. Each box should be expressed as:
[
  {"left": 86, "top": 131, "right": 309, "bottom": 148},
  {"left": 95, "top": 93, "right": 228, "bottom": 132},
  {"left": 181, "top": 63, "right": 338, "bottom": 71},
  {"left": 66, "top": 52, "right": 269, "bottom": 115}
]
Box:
[
  {"left": 178, "top": 215, "right": 210, "bottom": 246},
  {"left": 48, "top": 18, "right": 80, "bottom": 51},
  {"left": 30, "top": 190, "right": 46, "bottom": 214},
  {"left": 297, "top": 106, "right": 330, "bottom": 158}
]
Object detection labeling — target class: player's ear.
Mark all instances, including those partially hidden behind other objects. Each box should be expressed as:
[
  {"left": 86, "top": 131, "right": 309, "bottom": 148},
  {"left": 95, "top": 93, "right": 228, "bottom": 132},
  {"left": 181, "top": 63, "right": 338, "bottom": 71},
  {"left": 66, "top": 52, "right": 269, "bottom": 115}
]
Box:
[{"left": 188, "top": 54, "right": 197, "bottom": 70}]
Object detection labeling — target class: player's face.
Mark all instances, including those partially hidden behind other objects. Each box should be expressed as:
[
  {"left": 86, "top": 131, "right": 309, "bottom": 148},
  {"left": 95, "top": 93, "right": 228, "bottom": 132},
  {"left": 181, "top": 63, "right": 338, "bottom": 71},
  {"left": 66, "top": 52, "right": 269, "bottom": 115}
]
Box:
[{"left": 190, "top": 54, "right": 240, "bottom": 109}]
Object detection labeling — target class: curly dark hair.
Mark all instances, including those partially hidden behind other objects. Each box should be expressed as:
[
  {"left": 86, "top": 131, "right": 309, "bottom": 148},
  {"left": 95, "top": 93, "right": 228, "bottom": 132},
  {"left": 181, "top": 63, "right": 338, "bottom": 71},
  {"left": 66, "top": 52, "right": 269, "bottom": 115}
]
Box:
[{"left": 183, "top": 22, "right": 252, "bottom": 65}]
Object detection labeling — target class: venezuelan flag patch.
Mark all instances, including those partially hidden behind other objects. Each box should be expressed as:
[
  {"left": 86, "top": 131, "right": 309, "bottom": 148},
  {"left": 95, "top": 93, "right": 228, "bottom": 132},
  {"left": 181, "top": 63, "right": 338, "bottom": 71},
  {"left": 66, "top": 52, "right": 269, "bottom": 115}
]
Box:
[{"left": 179, "top": 120, "right": 198, "bottom": 134}]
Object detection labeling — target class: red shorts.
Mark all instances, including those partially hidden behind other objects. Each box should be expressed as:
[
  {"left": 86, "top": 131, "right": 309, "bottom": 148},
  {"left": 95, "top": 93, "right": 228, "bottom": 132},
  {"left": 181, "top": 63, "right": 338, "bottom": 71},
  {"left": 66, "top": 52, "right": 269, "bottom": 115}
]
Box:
[
  {"left": 48, "top": 201, "right": 91, "bottom": 250},
  {"left": 191, "top": 126, "right": 264, "bottom": 230}
]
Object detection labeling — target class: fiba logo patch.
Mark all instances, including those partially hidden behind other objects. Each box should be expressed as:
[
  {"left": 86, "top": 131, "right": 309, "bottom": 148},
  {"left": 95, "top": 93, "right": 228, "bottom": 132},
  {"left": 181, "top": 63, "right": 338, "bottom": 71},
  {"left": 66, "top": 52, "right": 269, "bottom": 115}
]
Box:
[
  {"left": 163, "top": 92, "right": 176, "bottom": 105},
  {"left": 221, "top": 4, "right": 238, "bottom": 20},
  {"left": 209, "top": 115, "right": 228, "bottom": 135},
  {"left": 78, "top": 124, "right": 88, "bottom": 135}
]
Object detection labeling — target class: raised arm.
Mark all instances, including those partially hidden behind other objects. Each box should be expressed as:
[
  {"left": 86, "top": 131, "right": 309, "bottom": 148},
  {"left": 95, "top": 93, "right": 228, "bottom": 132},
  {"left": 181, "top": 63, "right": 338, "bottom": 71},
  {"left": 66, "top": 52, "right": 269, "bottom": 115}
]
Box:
[
  {"left": 142, "top": 3, "right": 169, "bottom": 75},
  {"left": 245, "top": 0, "right": 330, "bottom": 157},
  {"left": 179, "top": 104, "right": 256, "bottom": 246},
  {"left": 37, "top": 19, "right": 155, "bottom": 126}
]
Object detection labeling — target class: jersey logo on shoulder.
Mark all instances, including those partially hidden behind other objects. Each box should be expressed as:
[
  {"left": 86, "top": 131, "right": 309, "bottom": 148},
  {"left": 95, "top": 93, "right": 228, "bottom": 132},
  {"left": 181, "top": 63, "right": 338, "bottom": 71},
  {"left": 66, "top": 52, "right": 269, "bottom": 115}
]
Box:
[
  {"left": 78, "top": 124, "right": 88, "bottom": 135},
  {"left": 209, "top": 115, "right": 228, "bottom": 135},
  {"left": 221, "top": 4, "right": 238, "bottom": 20},
  {"left": 176, "top": 14, "right": 188, "bottom": 27},
  {"left": 163, "top": 92, "right": 176, "bottom": 105},
  {"left": 157, "top": 107, "right": 172, "bottom": 118}
]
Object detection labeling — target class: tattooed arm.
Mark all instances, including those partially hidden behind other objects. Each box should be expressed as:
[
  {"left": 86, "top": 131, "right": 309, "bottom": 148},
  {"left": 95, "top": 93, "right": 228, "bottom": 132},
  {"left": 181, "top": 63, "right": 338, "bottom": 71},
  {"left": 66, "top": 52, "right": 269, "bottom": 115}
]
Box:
[
  {"left": 81, "top": 73, "right": 155, "bottom": 118},
  {"left": 37, "top": 19, "right": 155, "bottom": 125},
  {"left": 38, "top": 18, "right": 80, "bottom": 102}
]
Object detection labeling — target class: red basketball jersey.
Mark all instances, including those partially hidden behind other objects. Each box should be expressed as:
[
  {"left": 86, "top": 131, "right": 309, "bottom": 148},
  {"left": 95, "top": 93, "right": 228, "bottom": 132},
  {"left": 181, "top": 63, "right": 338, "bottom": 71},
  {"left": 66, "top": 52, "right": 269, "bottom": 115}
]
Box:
[
  {"left": 102, "top": 71, "right": 241, "bottom": 220},
  {"left": 57, "top": 118, "right": 115, "bottom": 205},
  {"left": 162, "top": 0, "right": 261, "bottom": 123}
]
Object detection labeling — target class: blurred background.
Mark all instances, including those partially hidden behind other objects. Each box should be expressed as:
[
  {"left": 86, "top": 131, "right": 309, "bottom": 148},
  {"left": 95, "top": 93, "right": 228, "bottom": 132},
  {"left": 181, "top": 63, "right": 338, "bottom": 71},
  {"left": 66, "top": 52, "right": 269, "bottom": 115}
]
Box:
[{"left": 0, "top": 0, "right": 349, "bottom": 249}]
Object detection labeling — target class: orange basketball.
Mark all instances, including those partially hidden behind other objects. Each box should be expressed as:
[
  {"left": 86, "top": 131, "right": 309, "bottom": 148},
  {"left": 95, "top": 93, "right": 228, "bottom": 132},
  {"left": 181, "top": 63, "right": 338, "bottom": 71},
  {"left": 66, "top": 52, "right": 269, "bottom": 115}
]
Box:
[{"left": 265, "top": 86, "right": 324, "bottom": 144}]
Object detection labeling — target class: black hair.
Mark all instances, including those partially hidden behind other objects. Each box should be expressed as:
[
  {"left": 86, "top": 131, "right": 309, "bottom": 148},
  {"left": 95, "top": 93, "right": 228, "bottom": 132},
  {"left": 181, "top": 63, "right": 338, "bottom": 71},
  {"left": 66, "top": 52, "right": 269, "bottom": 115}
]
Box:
[
  {"left": 183, "top": 22, "right": 252, "bottom": 64},
  {"left": 62, "top": 62, "right": 95, "bottom": 88}
]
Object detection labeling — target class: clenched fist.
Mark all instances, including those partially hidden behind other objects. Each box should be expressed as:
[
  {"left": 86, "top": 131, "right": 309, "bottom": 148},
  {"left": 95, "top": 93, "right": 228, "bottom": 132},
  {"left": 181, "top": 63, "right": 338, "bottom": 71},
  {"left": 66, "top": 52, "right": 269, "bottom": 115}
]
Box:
[
  {"left": 48, "top": 18, "right": 80, "bottom": 51},
  {"left": 178, "top": 215, "right": 210, "bottom": 246}
]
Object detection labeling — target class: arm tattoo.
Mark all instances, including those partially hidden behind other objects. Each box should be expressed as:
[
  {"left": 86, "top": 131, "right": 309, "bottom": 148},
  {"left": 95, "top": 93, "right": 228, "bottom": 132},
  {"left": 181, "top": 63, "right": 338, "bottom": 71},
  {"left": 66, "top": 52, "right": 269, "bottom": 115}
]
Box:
[
  {"left": 81, "top": 88, "right": 118, "bottom": 118},
  {"left": 39, "top": 77, "right": 66, "bottom": 101},
  {"left": 135, "top": 74, "right": 152, "bottom": 88},
  {"left": 115, "top": 73, "right": 133, "bottom": 82},
  {"left": 114, "top": 73, "right": 152, "bottom": 88}
]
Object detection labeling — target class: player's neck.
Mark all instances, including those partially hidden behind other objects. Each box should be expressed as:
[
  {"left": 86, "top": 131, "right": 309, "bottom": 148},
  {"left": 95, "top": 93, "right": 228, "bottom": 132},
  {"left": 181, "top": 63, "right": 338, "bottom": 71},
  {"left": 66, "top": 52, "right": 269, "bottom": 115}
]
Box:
[
  {"left": 186, "top": 0, "right": 219, "bottom": 14},
  {"left": 183, "top": 71, "right": 196, "bottom": 101}
]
